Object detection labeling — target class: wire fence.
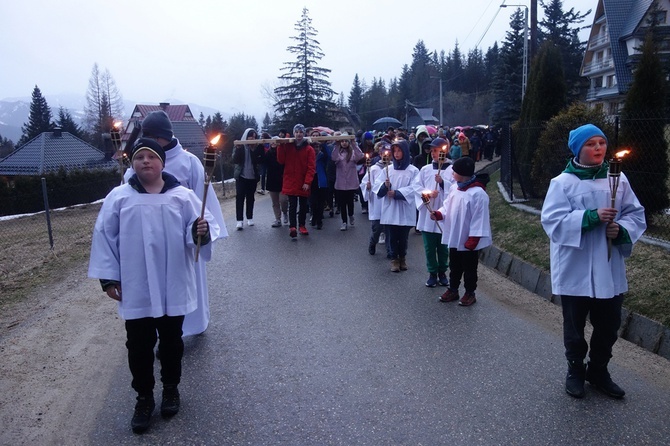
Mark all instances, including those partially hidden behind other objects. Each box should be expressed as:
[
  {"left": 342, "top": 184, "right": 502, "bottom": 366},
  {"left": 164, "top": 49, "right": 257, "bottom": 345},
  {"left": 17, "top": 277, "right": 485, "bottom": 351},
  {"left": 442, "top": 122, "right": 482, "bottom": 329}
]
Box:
[{"left": 499, "top": 114, "right": 670, "bottom": 242}]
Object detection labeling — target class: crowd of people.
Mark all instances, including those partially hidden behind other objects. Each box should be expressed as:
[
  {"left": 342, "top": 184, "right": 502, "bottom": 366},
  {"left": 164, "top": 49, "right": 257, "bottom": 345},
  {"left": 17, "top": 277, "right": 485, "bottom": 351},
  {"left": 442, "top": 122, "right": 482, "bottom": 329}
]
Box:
[{"left": 87, "top": 114, "right": 646, "bottom": 435}]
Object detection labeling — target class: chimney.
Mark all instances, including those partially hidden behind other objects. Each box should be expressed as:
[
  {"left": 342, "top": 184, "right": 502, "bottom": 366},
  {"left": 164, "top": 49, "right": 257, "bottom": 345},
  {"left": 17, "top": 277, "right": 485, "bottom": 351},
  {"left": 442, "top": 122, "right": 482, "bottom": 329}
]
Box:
[
  {"left": 52, "top": 127, "right": 63, "bottom": 138},
  {"left": 159, "top": 102, "right": 170, "bottom": 110}
]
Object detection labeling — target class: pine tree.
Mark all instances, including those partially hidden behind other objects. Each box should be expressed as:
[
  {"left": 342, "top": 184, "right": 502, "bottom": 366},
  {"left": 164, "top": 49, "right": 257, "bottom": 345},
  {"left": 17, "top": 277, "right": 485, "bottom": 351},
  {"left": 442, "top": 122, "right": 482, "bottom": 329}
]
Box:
[
  {"left": 490, "top": 9, "right": 526, "bottom": 124},
  {"left": 348, "top": 74, "right": 363, "bottom": 116},
  {"left": 274, "top": 7, "right": 336, "bottom": 128},
  {"left": 19, "top": 85, "right": 53, "bottom": 146},
  {"left": 262, "top": 113, "right": 272, "bottom": 131},
  {"left": 620, "top": 32, "right": 669, "bottom": 219},
  {"left": 56, "top": 107, "right": 87, "bottom": 140},
  {"left": 538, "top": 0, "right": 590, "bottom": 101}
]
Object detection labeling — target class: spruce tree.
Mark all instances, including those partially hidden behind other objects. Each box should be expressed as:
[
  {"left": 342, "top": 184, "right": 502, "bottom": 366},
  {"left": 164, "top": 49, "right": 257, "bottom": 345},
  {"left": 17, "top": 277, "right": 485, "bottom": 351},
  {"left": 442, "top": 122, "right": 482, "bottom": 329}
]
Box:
[
  {"left": 19, "top": 85, "right": 52, "bottom": 146},
  {"left": 538, "top": 0, "right": 590, "bottom": 101},
  {"left": 56, "top": 107, "right": 87, "bottom": 140},
  {"left": 516, "top": 41, "right": 568, "bottom": 196},
  {"left": 620, "top": 32, "right": 669, "bottom": 219},
  {"left": 274, "top": 7, "right": 336, "bottom": 128},
  {"left": 490, "top": 9, "right": 526, "bottom": 124}
]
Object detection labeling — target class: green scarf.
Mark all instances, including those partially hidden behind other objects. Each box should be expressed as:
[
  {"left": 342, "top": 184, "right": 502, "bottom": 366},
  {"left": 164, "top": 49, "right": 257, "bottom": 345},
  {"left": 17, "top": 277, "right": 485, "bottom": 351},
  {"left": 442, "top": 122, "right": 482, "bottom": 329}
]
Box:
[{"left": 563, "top": 158, "right": 608, "bottom": 180}]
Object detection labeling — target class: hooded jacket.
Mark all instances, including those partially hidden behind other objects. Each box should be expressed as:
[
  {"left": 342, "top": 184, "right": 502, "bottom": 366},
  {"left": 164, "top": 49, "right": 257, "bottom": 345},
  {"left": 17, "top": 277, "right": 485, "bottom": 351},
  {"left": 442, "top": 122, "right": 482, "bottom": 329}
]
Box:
[{"left": 233, "top": 128, "right": 265, "bottom": 181}]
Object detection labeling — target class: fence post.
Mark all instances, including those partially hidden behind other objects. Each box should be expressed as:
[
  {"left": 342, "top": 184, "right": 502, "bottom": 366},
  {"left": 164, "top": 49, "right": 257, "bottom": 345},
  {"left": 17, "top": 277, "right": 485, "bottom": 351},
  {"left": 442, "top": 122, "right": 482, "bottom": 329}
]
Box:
[{"left": 41, "top": 177, "right": 54, "bottom": 250}]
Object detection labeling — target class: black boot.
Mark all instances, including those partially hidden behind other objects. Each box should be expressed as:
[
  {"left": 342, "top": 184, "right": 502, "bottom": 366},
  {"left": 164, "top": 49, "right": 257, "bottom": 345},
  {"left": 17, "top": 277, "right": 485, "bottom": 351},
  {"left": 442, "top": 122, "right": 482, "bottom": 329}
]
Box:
[
  {"left": 131, "top": 394, "right": 155, "bottom": 434},
  {"left": 565, "top": 360, "right": 586, "bottom": 398},
  {"left": 586, "top": 362, "right": 625, "bottom": 399},
  {"left": 161, "top": 385, "right": 180, "bottom": 417}
]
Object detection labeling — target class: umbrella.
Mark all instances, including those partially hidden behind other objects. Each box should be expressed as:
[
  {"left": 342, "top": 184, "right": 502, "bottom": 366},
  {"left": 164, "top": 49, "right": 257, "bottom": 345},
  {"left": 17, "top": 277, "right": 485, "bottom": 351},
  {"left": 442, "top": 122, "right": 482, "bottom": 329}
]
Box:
[
  {"left": 312, "top": 126, "right": 334, "bottom": 135},
  {"left": 425, "top": 125, "right": 438, "bottom": 135},
  {"left": 372, "top": 117, "right": 402, "bottom": 130}
]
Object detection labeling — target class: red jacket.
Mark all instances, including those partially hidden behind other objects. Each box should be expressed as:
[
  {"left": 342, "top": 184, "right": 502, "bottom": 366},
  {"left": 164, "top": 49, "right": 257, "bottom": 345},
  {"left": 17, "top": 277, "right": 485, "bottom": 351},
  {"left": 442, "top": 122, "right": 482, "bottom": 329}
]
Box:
[{"left": 277, "top": 141, "right": 316, "bottom": 197}]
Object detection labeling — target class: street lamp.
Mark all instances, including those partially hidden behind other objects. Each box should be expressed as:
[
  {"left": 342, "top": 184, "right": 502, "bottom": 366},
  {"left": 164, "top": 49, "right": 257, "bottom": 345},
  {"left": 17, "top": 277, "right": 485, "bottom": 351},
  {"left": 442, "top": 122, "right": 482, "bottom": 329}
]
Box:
[
  {"left": 430, "top": 76, "right": 444, "bottom": 126},
  {"left": 501, "top": 4, "right": 528, "bottom": 101}
]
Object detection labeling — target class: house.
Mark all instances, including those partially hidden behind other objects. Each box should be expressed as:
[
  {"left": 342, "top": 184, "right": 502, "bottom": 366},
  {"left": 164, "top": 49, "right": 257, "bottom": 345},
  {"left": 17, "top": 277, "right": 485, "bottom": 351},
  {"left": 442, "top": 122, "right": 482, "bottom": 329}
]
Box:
[
  {"left": 581, "top": 0, "right": 670, "bottom": 116},
  {"left": 122, "top": 103, "right": 209, "bottom": 161},
  {"left": 405, "top": 106, "right": 439, "bottom": 130},
  {"left": 0, "top": 128, "right": 117, "bottom": 177}
]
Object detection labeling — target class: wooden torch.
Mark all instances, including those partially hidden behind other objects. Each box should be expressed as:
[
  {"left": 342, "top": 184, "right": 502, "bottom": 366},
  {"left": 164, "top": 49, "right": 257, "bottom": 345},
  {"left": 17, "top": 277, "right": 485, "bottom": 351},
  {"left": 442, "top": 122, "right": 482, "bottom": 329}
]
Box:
[{"left": 195, "top": 134, "right": 221, "bottom": 262}]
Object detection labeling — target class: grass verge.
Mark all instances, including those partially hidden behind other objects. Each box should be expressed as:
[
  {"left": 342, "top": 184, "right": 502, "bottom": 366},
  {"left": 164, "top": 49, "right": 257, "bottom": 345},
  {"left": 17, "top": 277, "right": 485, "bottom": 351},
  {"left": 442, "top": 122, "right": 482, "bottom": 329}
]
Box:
[{"left": 488, "top": 170, "right": 670, "bottom": 328}]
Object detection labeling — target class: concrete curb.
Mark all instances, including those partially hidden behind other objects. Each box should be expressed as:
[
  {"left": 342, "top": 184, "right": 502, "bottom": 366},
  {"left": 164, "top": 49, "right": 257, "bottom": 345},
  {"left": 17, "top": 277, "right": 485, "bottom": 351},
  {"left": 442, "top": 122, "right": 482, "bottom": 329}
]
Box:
[{"left": 479, "top": 246, "right": 670, "bottom": 361}]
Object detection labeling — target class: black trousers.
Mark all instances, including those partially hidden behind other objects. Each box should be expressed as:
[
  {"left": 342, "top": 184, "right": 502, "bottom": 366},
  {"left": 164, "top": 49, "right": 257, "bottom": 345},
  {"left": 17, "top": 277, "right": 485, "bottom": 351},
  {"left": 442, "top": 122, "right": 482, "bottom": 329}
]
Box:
[
  {"left": 387, "top": 225, "right": 411, "bottom": 259},
  {"left": 288, "top": 195, "right": 308, "bottom": 228},
  {"left": 125, "top": 315, "right": 184, "bottom": 396},
  {"left": 310, "top": 187, "right": 327, "bottom": 225},
  {"left": 335, "top": 189, "right": 356, "bottom": 223},
  {"left": 235, "top": 177, "right": 258, "bottom": 221},
  {"left": 449, "top": 248, "right": 479, "bottom": 293},
  {"left": 561, "top": 294, "right": 623, "bottom": 364}
]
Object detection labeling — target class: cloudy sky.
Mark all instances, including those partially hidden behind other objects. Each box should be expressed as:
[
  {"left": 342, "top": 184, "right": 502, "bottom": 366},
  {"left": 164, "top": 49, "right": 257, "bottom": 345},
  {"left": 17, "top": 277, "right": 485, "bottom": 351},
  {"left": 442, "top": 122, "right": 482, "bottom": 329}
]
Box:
[{"left": 1, "top": 0, "right": 593, "bottom": 121}]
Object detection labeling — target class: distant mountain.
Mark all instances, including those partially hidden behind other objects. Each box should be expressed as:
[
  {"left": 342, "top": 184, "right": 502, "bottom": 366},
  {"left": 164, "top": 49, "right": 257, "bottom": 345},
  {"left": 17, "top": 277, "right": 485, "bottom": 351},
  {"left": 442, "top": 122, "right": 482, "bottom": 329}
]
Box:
[{"left": 0, "top": 94, "right": 229, "bottom": 144}]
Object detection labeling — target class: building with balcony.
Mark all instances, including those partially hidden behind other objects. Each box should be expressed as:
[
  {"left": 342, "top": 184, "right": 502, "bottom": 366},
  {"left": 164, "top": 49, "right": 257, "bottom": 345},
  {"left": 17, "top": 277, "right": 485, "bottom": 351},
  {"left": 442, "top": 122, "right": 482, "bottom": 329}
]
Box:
[{"left": 581, "top": 0, "right": 670, "bottom": 116}]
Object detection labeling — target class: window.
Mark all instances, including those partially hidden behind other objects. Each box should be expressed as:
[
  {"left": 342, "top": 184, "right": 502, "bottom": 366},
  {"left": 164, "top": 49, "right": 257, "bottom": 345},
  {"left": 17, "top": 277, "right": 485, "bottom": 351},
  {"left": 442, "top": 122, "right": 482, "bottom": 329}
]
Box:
[
  {"left": 608, "top": 102, "right": 620, "bottom": 115},
  {"left": 606, "top": 75, "right": 616, "bottom": 88}
]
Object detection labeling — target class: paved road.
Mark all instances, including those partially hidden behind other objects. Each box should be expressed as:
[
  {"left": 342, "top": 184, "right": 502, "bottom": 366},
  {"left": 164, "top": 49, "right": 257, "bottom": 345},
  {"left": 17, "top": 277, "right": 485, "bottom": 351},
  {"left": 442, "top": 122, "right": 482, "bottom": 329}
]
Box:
[{"left": 91, "top": 194, "right": 670, "bottom": 445}]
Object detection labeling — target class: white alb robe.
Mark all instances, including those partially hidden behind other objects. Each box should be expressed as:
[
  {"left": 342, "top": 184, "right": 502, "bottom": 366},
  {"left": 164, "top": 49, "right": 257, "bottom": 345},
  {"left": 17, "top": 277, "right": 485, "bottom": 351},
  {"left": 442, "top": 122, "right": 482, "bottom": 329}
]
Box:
[
  {"left": 88, "top": 184, "right": 219, "bottom": 320},
  {"left": 372, "top": 164, "right": 420, "bottom": 227},
  {"left": 125, "top": 139, "right": 227, "bottom": 335},
  {"left": 437, "top": 183, "right": 492, "bottom": 251},
  {"left": 360, "top": 162, "right": 386, "bottom": 220},
  {"left": 414, "top": 163, "right": 454, "bottom": 233},
  {"left": 541, "top": 172, "right": 646, "bottom": 298}
]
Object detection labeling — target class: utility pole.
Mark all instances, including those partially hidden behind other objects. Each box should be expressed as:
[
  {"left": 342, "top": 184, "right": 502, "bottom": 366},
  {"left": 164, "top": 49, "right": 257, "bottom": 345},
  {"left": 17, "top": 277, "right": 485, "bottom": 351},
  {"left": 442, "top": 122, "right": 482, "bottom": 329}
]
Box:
[{"left": 430, "top": 76, "right": 444, "bottom": 126}]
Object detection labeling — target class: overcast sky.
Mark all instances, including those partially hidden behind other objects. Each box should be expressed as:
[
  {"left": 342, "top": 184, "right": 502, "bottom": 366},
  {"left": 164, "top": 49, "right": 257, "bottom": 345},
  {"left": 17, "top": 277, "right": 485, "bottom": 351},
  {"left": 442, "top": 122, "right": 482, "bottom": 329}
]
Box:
[{"left": 1, "top": 0, "right": 593, "bottom": 121}]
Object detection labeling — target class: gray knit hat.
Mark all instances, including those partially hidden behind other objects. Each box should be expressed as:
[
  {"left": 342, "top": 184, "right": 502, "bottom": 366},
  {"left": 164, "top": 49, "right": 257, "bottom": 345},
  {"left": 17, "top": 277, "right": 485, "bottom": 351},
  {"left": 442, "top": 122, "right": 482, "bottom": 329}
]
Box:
[{"left": 141, "top": 111, "right": 173, "bottom": 140}]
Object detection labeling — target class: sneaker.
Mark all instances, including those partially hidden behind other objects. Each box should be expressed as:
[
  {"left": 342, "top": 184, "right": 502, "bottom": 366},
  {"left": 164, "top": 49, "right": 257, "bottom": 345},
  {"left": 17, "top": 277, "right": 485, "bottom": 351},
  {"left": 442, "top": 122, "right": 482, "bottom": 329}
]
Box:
[
  {"left": 283, "top": 213, "right": 289, "bottom": 224},
  {"left": 131, "top": 395, "right": 155, "bottom": 434},
  {"left": 350, "top": 215, "right": 355, "bottom": 226},
  {"left": 236, "top": 221, "right": 243, "bottom": 230},
  {"left": 459, "top": 292, "right": 477, "bottom": 306},
  {"left": 289, "top": 227, "right": 297, "bottom": 238},
  {"left": 340, "top": 223, "right": 347, "bottom": 231},
  {"left": 247, "top": 219, "right": 254, "bottom": 226},
  {"left": 329, "top": 210, "right": 334, "bottom": 218},
  {"left": 378, "top": 233, "right": 386, "bottom": 244},
  {"left": 257, "top": 189, "right": 265, "bottom": 195},
  {"left": 299, "top": 226, "right": 309, "bottom": 235},
  {"left": 271, "top": 220, "right": 282, "bottom": 228},
  {"left": 361, "top": 208, "right": 368, "bottom": 214},
  {"left": 439, "top": 289, "right": 459, "bottom": 302},
  {"left": 160, "top": 386, "right": 180, "bottom": 418},
  {"left": 368, "top": 243, "right": 376, "bottom": 255},
  {"left": 425, "top": 274, "right": 438, "bottom": 287},
  {"left": 438, "top": 272, "right": 449, "bottom": 287}
]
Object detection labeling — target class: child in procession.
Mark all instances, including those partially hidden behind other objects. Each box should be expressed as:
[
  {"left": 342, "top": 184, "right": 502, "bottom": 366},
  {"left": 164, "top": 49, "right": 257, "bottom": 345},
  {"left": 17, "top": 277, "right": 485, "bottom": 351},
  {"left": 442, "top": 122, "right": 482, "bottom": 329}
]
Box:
[
  {"left": 540, "top": 124, "right": 646, "bottom": 399},
  {"left": 373, "top": 139, "right": 420, "bottom": 272},
  {"left": 361, "top": 142, "right": 391, "bottom": 256},
  {"left": 88, "top": 138, "right": 219, "bottom": 434},
  {"left": 415, "top": 138, "right": 454, "bottom": 287},
  {"left": 431, "top": 156, "right": 491, "bottom": 306}
]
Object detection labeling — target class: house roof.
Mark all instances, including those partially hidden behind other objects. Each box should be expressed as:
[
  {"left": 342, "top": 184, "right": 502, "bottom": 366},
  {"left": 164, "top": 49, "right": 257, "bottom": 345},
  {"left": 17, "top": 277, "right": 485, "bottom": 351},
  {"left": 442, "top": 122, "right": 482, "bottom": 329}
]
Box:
[
  {"left": 132, "top": 104, "right": 196, "bottom": 122},
  {"left": 172, "top": 121, "right": 209, "bottom": 161},
  {"left": 0, "top": 130, "right": 117, "bottom": 176},
  {"left": 602, "top": 0, "right": 648, "bottom": 93},
  {"left": 413, "top": 108, "right": 439, "bottom": 123}
]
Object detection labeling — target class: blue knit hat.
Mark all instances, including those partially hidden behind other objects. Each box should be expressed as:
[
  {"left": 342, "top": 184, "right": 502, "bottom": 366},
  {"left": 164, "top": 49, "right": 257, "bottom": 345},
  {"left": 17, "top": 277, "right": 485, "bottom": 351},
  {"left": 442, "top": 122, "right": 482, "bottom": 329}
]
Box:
[
  {"left": 568, "top": 124, "right": 607, "bottom": 160},
  {"left": 363, "top": 131, "right": 374, "bottom": 140},
  {"left": 293, "top": 123, "right": 306, "bottom": 134}
]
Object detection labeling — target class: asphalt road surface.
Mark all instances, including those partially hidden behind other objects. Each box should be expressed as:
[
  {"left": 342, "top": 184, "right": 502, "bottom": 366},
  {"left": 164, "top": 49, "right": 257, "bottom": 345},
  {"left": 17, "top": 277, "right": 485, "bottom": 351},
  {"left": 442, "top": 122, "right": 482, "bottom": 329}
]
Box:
[{"left": 91, "top": 194, "right": 670, "bottom": 445}]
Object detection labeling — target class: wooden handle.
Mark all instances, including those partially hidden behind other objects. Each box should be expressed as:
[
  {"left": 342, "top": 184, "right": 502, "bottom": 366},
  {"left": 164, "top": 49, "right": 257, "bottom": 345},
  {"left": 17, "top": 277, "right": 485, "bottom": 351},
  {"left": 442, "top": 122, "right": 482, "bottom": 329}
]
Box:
[{"left": 233, "top": 134, "right": 355, "bottom": 145}]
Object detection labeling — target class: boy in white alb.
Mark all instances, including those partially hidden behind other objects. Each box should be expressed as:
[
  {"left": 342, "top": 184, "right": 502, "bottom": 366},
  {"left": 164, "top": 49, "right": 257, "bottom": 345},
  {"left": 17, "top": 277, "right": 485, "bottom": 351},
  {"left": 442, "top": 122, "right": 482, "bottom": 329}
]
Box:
[
  {"left": 431, "top": 156, "right": 491, "bottom": 306},
  {"left": 415, "top": 137, "right": 454, "bottom": 287},
  {"left": 89, "top": 138, "right": 220, "bottom": 434},
  {"left": 541, "top": 124, "right": 646, "bottom": 399}
]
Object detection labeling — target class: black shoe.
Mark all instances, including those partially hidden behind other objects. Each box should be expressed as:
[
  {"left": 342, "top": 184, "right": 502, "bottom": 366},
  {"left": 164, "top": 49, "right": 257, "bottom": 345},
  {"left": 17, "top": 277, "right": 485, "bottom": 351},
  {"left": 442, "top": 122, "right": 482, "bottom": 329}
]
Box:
[
  {"left": 368, "top": 243, "right": 376, "bottom": 255},
  {"left": 161, "top": 386, "right": 180, "bottom": 417},
  {"left": 131, "top": 395, "right": 155, "bottom": 434},
  {"left": 316, "top": 222, "right": 323, "bottom": 230},
  {"left": 565, "top": 360, "right": 586, "bottom": 399},
  {"left": 586, "top": 362, "right": 625, "bottom": 399}
]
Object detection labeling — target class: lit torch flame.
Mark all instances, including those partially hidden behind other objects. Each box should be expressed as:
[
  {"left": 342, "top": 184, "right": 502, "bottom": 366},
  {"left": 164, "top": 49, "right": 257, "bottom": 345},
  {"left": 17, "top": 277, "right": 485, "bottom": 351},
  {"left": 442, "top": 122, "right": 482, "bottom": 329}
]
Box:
[
  {"left": 210, "top": 134, "right": 221, "bottom": 145},
  {"left": 113, "top": 121, "right": 123, "bottom": 129},
  {"left": 614, "top": 149, "right": 631, "bottom": 159}
]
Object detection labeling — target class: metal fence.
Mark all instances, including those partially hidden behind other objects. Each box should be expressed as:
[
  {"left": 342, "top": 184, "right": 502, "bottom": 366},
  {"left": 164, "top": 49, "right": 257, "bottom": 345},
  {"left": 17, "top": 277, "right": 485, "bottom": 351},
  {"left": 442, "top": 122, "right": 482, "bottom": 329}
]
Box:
[{"left": 499, "top": 115, "right": 670, "bottom": 242}]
